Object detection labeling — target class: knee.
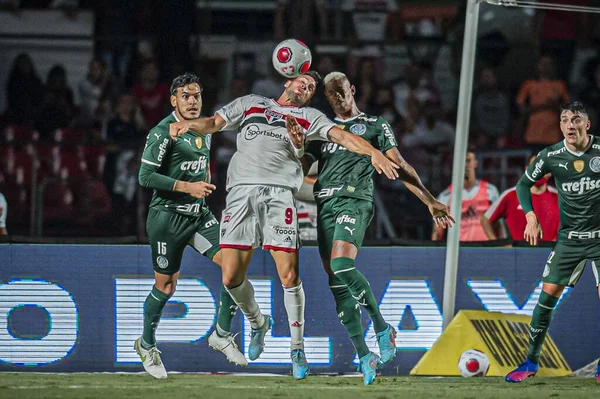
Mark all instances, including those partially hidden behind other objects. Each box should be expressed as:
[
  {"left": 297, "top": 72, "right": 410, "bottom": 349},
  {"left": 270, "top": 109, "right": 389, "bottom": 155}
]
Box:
[
  {"left": 155, "top": 279, "right": 177, "bottom": 296},
  {"left": 222, "top": 272, "right": 244, "bottom": 289},
  {"left": 222, "top": 263, "right": 246, "bottom": 288},
  {"left": 331, "top": 240, "right": 357, "bottom": 259},
  {"left": 279, "top": 267, "right": 300, "bottom": 288},
  {"left": 542, "top": 283, "right": 565, "bottom": 298}
]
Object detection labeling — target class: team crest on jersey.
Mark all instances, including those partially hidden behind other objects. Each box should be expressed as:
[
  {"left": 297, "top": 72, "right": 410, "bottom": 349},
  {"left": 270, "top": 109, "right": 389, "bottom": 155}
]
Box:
[
  {"left": 589, "top": 157, "right": 600, "bottom": 173},
  {"left": 349, "top": 123, "right": 366, "bottom": 136},
  {"left": 265, "top": 109, "right": 284, "bottom": 124},
  {"left": 195, "top": 136, "right": 203, "bottom": 149},
  {"left": 157, "top": 256, "right": 169, "bottom": 269},
  {"left": 542, "top": 264, "right": 550, "bottom": 277},
  {"left": 574, "top": 160, "right": 585, "bottom": 172},
  {"left": 337, "top": 125, "right": 345, "bottom": 130}
]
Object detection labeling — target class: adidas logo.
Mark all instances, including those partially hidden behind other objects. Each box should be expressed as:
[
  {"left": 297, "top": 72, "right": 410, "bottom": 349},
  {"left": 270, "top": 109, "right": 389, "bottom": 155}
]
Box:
[
  {"left": 284, "top": 236, "right": 292, "bottom": 243},
  {"left": 291, "top": 320, "right": 303, "bottom": 327}
]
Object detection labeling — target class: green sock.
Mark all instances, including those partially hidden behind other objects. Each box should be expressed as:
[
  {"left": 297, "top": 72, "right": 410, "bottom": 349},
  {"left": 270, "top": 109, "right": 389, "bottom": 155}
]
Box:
[
  {"left": 330, "top": 257, "right": 387, "bottom": 333},
  {"left": 329, "top": 274, "right": 369, "bottom": 358},
  {"left": 527, "top": 291, "right": 559, "bottom": 364},
  {"left": 216, "top": 285, "right": 238, "bottom": 337},
  {"left": 142, "top": 285, "right": 172, "bottom": 348}
]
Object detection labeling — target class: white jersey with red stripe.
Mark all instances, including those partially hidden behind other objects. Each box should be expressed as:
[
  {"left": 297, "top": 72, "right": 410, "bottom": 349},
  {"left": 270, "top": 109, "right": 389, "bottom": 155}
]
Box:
[{"left": 216, "top": 94, "right": 335, "bottom": 193}]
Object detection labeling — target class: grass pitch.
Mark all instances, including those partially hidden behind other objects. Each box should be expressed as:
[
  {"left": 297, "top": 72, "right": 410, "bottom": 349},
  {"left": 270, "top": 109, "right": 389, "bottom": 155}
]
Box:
[{"left": 0, "top": 373, "right": 596, "bottom": 399}]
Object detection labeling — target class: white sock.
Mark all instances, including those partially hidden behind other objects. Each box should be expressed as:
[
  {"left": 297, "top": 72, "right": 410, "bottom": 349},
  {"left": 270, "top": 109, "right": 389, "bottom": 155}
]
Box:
[
  {"left": 283, "top": 282, "right": 305, "bottom": 351},
  {"left": 226, "top": 279, "right": 264, "bottom": 329}
]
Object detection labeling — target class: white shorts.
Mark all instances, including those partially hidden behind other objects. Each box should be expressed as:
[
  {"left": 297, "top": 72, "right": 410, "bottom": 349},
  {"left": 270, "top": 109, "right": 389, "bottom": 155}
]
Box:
[{"left": 220, "top": 185, "right": 299, "bottom": 252}]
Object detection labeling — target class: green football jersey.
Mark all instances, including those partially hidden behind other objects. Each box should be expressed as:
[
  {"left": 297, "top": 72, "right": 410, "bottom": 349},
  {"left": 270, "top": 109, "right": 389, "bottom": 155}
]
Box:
[
  {"left": 525, "top": 135, "right": 600, "bottom": 240},
  {"left": 140, "top": 113, "right": 212, "bottom": 216},
  {"left": 306, "top": 113, "right": 397, "bottom": 204}
]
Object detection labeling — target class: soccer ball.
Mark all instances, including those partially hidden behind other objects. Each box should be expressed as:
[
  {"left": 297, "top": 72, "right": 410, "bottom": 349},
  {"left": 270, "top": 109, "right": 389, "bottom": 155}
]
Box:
[
  {"left": 272, "top": 39, "right": 312, "bottom": 79},
  {"left": 457, "top": 349, "right": 490, "bottom": 377}
]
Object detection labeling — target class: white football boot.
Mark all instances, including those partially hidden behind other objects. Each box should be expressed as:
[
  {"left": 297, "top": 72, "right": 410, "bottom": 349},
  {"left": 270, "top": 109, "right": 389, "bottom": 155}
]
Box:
[
  {"left": 134, "top": 337, "right": 168, "bottom": 379},
  {"left": 208, "top": 330, "right": 248, "bottom": 366}
]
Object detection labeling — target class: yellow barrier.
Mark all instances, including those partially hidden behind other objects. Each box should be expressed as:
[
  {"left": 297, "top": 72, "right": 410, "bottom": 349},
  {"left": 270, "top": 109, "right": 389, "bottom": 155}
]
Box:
[{"left": 410, "top": 310, "right": 571, "bottom": 377}]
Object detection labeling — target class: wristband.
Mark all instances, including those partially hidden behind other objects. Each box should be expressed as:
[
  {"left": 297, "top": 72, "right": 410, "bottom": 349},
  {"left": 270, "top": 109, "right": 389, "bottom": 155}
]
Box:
[{"left": 292, "top": 145, "right": 305, "bottom": 158}]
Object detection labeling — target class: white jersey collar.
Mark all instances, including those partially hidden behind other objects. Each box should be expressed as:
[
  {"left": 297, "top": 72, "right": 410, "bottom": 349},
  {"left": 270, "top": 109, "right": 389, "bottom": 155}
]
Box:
[{"left": 334, "top": 112, "right": 365, "bottom": 123}]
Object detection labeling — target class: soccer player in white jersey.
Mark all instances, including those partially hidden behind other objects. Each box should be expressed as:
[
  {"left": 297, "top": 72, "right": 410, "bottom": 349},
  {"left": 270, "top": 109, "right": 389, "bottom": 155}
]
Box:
[{"left": 169, "top": 71, "right": 399, "bottom": 379}]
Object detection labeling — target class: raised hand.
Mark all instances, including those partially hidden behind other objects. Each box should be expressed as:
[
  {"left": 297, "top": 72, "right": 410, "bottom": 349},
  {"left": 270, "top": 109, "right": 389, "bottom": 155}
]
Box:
[{"left": 286, "top": 115, "right": 305, "bottom": 149}]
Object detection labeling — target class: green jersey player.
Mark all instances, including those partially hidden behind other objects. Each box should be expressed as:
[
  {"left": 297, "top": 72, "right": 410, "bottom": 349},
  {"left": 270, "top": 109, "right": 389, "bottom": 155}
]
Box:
[
  {"left": 135, "top": 73, "right": 253, "bottom": 379},
  {"left": 291, "top": 71, "right": 454, "bottom": 385},
  {"left": 506, "top": 101, "right": 600, "bottom": 383}
]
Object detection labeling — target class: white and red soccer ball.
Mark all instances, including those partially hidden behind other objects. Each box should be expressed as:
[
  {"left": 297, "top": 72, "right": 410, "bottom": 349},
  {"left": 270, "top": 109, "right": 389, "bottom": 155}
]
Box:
[
  {"left": 272, "top": 39, "right": 312, "bottom": 79},
  {"left": 458, "top": 349, "right": 490, "bottom": 377}
]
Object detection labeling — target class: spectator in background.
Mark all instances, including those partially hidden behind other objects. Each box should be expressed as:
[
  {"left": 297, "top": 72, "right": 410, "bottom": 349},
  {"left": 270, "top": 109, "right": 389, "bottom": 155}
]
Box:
[
  {"left": 432, "top": 150, "right": 500, "bottom": 242},
  {"left": 131, "top": 60, "right": 170, "bottom": 127},
  {"left": 106, "top": 92, "right": 147, "bottom": 148},
  {"left": 393, "top": 63, "right": 436, "bottom": 120},
  {"left": 0, "top": 192, "right": 7, "bottom": 235},
  {"left": 105, "top": 92, "right": 146, "bottom": 192},
  {"left": 5, "top": 53, "right": 43, "bottom": 124},
  {"left": 472, "top": 67, "right": 511, "bottom": 149},
  {"left": 401, "top": 99, "right": 454, "bottom": 151},
  {"left": 36, "top": 65, "right": 76, "bottom": 138},
  {"left": 370, "top": 86, "right": 403, "bottom": 132},
  {"left": 78, "top": 57, "right": 114, "bottom": 128},
  {"left": 481, "top": 155, "right": 559, "bottom": 242},
  {"left": 274, "top": 0, "right": 328, "bottom": 43},
  {"left": 516, "top": 55, "right": 569, "bottom": 152},
  {"left": 353, "top": 58, "right": 379, "bottom": 112}
]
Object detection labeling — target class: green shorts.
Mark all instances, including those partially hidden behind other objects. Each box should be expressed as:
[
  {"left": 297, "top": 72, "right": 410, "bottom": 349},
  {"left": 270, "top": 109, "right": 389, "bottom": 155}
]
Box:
[
  {"left": 146, "top": 207, "right": 220, "bottom": 274},
  {"left": 542, "top": 240, "right": 600, "bottom": 286},
  {"left": 316, "top": 196, "right": 373, "bottom": 260}
]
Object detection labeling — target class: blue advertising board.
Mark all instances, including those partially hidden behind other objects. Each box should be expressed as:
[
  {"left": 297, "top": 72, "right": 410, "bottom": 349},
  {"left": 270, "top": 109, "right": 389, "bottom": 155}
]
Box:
[{"left": 0, "top": 244, "right": 598, "bottom": 374}]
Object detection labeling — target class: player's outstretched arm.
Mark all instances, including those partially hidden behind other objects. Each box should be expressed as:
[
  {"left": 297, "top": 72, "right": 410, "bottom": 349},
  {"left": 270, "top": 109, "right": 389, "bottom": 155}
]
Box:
[
  {"left": 169, "top": 114, "right": 227, "bottom": 140},
  {"left": 384, "top": 147, "right": 455, "bottom": 230},
  {"left": 327, "top": 126, "right": 399, "bottom": 180}
]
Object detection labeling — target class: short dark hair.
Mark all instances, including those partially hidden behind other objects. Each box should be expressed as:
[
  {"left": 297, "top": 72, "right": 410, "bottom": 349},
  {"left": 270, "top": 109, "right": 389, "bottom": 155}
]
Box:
[
  {"left": 170, "top": 72, "right": 202, "bottom": 96},
  {"left": 560, "top": 101, "right": 588, "bottom": 116},
  {"left": 303, "top": 70, "right": 322, "bottom": 88}
]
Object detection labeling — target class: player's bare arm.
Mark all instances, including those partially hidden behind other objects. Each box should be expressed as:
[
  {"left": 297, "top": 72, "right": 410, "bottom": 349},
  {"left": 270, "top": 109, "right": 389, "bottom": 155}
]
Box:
[
  {"left": 480, "top": 214, "right": 498, "bottom": 240},
  {"left": 327, "top": 126, "right": 399, "bottom": 180},
  {"left": 523, "top": 211, "right": 543, "bottom": 246},
  {"left": 169, "top": 114, "right": 227, "bottom": 139},
  {"left": 384, "top": 147, "right": 454, "bottom": 229}
]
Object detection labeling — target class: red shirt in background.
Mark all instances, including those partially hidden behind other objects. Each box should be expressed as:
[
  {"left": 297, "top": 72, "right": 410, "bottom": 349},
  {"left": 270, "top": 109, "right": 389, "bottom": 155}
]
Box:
[
  {"left": 484, "top": 186, "right": 559, "bottom": 241},
  {"left": 131, "top": 82, "right": 170, "bottom": 127}
]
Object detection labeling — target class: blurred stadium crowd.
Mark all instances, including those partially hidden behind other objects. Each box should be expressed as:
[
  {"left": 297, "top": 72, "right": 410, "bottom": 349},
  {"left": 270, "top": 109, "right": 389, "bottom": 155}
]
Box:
[{"left": 1, "top": 0, "right": 600, "bottom": 240}]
